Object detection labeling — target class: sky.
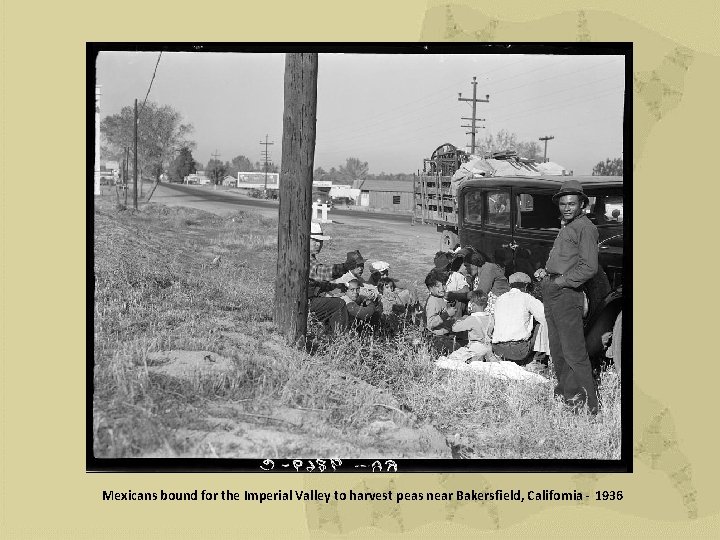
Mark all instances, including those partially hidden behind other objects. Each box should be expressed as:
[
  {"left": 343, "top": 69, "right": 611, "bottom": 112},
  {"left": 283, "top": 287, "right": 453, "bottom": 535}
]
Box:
[{"left": 95, "top": 50, "right": 625, "bottom": 175}]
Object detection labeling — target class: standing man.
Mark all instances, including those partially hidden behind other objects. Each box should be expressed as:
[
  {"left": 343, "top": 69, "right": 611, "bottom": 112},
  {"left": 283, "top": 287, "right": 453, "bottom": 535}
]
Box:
[
  {"left": 538, "top": 180, "right": 599, "bottom": 414},
  {"left": 308, "top": 222, "right": 348, "bottom": 334}
]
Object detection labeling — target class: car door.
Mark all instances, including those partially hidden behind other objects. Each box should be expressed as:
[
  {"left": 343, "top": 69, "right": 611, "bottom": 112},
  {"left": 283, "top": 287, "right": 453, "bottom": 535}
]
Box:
[
  {"left": 510, "top": 187, "right": 560, "bottom": 277},
  {"left": 481, "top": 187, "right": 514, "bottom": 270}
]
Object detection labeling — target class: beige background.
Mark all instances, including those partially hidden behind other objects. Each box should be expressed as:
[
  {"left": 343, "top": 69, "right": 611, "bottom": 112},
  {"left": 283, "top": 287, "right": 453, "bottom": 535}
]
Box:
[{"left": 2, "top": 0, "right": 719, "bottom": 537}]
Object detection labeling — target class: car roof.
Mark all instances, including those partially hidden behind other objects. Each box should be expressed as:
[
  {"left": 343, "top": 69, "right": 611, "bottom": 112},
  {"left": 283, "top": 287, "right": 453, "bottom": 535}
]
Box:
[{"left": 460, "top": 175, "right": 623, "bottom": 191}]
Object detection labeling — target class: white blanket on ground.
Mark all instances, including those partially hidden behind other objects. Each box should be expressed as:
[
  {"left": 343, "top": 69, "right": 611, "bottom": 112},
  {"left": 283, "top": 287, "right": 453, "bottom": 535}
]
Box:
[{"left": 435, "top": 357, "right": 548, "bottom": 384}]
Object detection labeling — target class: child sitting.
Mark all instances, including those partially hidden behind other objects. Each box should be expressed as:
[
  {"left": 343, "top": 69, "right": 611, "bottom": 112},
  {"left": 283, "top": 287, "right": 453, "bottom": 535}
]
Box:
[{"left": 437, "top": 291, "right": 499, "bottom": 365}]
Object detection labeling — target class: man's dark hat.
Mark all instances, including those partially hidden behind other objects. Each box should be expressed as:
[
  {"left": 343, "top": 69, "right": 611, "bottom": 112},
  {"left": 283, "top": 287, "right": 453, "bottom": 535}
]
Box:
[
  {"left": 552, "top": 179, "right": 589, "bottom": 204},
  {"left": 345, "top": 250, "right": 366, "bottom": 267},
  {"left": 433, "top": 252, "right": 453, "bottom": 270}
]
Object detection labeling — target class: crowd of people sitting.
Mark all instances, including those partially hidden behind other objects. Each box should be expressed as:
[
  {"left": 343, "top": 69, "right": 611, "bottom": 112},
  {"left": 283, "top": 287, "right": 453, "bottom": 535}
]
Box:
[
  {"left": 423, "top": 247, "right": 550, "bottom": 372},
  {"left": 307, "top": 222, "right": 420, "bottom": 335},
  {"left": 307, "top": 222, "right": 549, "bottom": 373}
]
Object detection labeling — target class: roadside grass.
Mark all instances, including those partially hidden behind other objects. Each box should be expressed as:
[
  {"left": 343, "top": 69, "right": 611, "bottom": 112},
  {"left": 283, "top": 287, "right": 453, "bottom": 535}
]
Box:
[{"left": 93, "top": 195, "right": 621, "bottom": 459}]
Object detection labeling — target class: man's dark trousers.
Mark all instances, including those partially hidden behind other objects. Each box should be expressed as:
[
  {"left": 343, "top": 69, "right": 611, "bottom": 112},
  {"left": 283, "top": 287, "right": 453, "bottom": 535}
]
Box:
[
  {"left": 309, "top": 297, "right": 348, "bottom": 333},
  {"left": 542, "top": 279, "right": 598, "bottom": 412}
]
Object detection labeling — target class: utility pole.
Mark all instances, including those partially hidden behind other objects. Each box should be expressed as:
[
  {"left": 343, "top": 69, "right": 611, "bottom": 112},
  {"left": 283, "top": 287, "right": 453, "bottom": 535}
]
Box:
[
  {"left": 133, "top": 98, "right": 138, "bottom": 210},
  {"left": 275, "top": 53, "right": 318, "bottom": 344},
  {"left": 260, "top": 134, "right": 275, "bottom": 196},
  {"left": 94, "top": 85, "right": 101, "bottom": 195},
  {"left": 539, "top": 135, "right": 554, "bottom": 162},
  {"left": 458, "top": 76, "right": 489, "bottom": 155},
  {"left": 211, "top": 150, "right": 221, "bottom": 185}
]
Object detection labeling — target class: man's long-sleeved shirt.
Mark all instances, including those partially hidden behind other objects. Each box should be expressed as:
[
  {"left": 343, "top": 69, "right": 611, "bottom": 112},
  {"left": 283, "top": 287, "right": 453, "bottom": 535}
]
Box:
[
  {"left": 545, "top": 214, "right": 599, "bottom": 289},
  {"left": 309, "top": 254, "right": 345, "bottom": 282},
  {"left": 475, "top": 263, "right": 510, "bottom": 296},
  {"left": 492, "top": 288, "right": 546, "bottom": 343}
]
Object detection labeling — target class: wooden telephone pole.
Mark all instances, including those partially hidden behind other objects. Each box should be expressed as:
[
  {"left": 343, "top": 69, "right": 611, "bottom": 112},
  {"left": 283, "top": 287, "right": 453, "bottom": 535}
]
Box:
[
  {"left": 274, "top": 53, "right": 318, "bottom": 343},
  {"left": 260, "top": 135, "right": 275, "bottom": 195},
  {"left": 458, "top": 77, "right": 489, "bottom": 155},
  {"left": 539, "top": 135, "right": 554, "bottom": 162}
]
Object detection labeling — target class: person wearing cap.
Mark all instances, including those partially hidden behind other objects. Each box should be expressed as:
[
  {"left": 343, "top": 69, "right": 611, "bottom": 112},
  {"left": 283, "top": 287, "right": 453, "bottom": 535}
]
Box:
[
  {"left": 307, "top": 222, "right": 349, "bottom": 334},
  {"left": 368, "top": 260, "right": 390, "bottom": 286},
  {"left": 491, "top": 272, "right": 549, "bottom": 364},
  {"left": 538, "top": 179, "right": 599, "bottom": 414}
]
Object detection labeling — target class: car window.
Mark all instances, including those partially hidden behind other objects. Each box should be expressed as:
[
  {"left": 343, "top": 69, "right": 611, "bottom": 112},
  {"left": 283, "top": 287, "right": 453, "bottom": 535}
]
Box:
[
  {"left": 586, "top": 193, "right": 623, "bottom": 225},
  {"left": 463, "top": 189, "right": 483, "bottom": 224},
  {"left": 516, "top": 193, "right": 561, "bottom": 231},
  {"left": 485, "top": 190, "right": 510, "bottom": 228}
]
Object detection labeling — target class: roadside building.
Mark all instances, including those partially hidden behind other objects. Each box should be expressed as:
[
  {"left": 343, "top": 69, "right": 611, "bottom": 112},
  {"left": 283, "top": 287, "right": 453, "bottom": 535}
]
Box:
[
  {"left": 185, "top": 172, "right": 210, "bottom": 185},
  {"left": 222, "top": 175, "right": 236, "bottom": 187},
  {"left": 356, "top": 180, "right": 414, "bottom": 212}
]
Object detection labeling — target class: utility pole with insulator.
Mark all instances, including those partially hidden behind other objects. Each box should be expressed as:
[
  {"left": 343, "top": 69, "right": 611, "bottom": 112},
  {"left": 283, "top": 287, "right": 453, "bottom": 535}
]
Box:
[
  {"left": 539, "top": 135, "right": 554, "bottom": 163},
  {"left": 260, "top": 134, "right": 275, "bottom": 196},
  {"left": 458, "top": 77, "right": 489, "bottom": 155},
  {"left": 274, "top": 53, "right": 318, "bottom": 343}
]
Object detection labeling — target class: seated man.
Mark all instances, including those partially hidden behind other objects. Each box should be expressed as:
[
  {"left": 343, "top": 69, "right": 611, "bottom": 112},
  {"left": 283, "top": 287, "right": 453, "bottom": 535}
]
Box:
[
  {"left": 341, "top": 278, "right": 382, "bottom": 328},
  {"left": 308, "top": 222, "right": 348, "bottom": 334},
  {"left": 491, "top": 272, "right": 550, "bottom": 364}
]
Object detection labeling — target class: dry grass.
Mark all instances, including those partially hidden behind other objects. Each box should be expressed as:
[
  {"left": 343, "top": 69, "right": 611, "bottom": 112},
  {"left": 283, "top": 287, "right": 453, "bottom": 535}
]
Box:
[{"left": 93, "top": 194, "right": 621, "bottom": 460}]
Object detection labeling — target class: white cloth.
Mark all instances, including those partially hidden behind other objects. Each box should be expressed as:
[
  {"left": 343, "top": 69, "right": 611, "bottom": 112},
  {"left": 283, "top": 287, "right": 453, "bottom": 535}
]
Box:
[
  {"left": 446, "top": 271, "right": 469, "bottom": 292},
  {"left": 435, "top": 357, "right": 548, "bottom": 384},
  {"left": 492, "top": 288, "right": 546, "bottom": 344}
]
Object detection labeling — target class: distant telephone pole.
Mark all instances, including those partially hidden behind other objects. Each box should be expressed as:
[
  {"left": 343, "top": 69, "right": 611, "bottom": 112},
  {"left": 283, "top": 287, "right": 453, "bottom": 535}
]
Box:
[
  {"left": 458, "top": 77, "right": 489, "bottom": 155},
  {"left": 260, "top": 135, "right": 275, "bottom": 194},
  {"left": 539, "top": 135, "right": 554, "bottom": 162}
]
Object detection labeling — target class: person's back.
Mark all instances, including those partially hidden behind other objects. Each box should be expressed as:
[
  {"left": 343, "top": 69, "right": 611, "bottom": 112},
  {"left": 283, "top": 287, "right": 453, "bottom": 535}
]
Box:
[{"left": 492, "top": 287, "right": 544, "bottom": 344}]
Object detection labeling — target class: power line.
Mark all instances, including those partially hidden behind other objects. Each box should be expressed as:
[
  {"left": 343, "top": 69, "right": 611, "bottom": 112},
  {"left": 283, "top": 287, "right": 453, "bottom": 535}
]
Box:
[{"left": 140, "top": 52, "right": 163, "bottom": 114}]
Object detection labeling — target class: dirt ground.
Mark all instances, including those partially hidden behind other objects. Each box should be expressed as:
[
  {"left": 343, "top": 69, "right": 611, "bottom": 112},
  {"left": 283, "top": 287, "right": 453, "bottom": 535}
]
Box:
[{"left": 149, "top": 183, "right": 446, "bottom": 294}]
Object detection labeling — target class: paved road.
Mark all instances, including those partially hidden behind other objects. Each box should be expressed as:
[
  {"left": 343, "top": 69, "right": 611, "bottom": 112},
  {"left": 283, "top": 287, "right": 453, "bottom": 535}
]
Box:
[{"left": 157, "top": 182, "right": 416, "bottom": 225}]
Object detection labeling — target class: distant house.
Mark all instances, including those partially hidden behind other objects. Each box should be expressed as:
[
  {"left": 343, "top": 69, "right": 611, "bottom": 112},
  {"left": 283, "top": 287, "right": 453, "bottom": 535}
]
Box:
[
  {"left": 185, "top": 172, "right": 210, "bottom": 185},
  {"left": 357, "top": 180, "right": 414, "bottom": 212},
  {"left": 222, "top": 175, "right": 236, "bottom": 187}
]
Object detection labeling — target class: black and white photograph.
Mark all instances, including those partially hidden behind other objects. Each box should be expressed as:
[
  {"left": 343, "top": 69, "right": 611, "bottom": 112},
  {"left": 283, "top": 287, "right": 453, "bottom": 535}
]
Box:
[{"left": 90, "top": 45, "right": 629, "bottom": 471}]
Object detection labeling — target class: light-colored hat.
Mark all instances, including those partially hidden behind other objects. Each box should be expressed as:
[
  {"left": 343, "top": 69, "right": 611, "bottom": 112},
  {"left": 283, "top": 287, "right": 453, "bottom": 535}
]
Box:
[
  {"left": 310, "top": 222, "right": 330, "bottom": 241},
  {"left": 508, "top": 272, "right": 532, "bottom": 284},
  {"left": 370, "top": 261, "right": 390, "bottom": 273}
]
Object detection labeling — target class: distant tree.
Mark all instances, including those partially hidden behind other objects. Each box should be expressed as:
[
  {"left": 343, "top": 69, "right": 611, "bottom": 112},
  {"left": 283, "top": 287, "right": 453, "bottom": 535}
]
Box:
[
  {"left": 516, "top": 141, "right": 543, "bottom": 161},
  {"left": 169, "top": 146, "right": 197, "bottom": 182},
  {"left": 339, "top": 157, "right": 369, "bottom": 188},
  {"left": 227, "top": 155, "right": 255, "bottom": 177},
  {"left": 206, "top": 158, "right": 227, "bottom": 185},
  {"left": 313, "top": 166, "right": 325, "bottom": 179},
  {"left": 100, "top": 101, "right": 195, "bottom": 181},
  {"left": 592, "top": 157, "right": 623, "bottom": 176},
  {"left": 476, "top": 130, "right": 543, "bottom": 161}
]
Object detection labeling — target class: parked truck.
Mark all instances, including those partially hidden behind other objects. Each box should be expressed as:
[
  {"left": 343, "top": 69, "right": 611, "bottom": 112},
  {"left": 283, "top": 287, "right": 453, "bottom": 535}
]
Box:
[{"left": 413, "top": 143, "right": 625, "bottom": 367}]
